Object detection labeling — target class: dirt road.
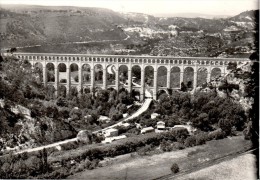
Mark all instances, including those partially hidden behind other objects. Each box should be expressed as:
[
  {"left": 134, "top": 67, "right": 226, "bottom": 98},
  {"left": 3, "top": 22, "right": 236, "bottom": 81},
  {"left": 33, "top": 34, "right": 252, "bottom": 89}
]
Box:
[{"left": 15, "top": 89, "right": 152, "bottom": 154}]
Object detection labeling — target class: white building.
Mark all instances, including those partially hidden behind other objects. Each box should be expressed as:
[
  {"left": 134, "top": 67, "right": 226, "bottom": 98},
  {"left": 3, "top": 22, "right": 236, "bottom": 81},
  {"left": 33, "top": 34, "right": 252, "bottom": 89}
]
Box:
[
  {"left": 121, "top": 123, "right": 131, "bottom": 128},
  {"left": 98, "top": 116, "right": 111, "bottom": 123},
  {"left": 141, "top": 127, "right": 155, "bottom": 134},
  {"left": 156, "top": 121, "right": 165, "bottom": 130},
  {"left": 151, "top": 113, "right": 160, "bottom": 119},
  {"left": 102, "top": 135, "right": 127, "bottom": 144},
  {"left": 103, "top": 128, "right": 118, "bottom": 137},
  {"left": 171, "top": 125, "right": 196, "bottom": 135},
  {"left": 123, "top": 113, "right": 129, "bottom": 118},
  {"left": 135, "top": 123, "right": 142, "bottom": 129}
]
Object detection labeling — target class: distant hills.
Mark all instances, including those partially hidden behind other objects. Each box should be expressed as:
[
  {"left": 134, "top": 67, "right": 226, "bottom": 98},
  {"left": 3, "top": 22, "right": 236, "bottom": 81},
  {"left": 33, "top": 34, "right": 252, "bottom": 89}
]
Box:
[
  {"left": 0, "top": 4, "right": 258, "bottom": 58},
  {"left": 0, "top": 5, "right": 128, "bottom": 48},
  {"left": 155, "top": 12, "right": 231, "bottom": 19}
]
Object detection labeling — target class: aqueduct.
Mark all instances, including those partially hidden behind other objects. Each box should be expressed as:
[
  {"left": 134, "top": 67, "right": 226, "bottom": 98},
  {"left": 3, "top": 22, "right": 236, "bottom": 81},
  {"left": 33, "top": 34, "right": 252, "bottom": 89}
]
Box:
[{"left": 12, "top": 53, "right": 249, "bottom": 100}]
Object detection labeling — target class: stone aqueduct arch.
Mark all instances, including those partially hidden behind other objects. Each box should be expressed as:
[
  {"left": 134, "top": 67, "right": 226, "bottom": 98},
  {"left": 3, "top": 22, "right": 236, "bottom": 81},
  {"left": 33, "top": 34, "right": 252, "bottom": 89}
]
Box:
[{"left": 12, "top": 53, "right": 249, "bottom": 100}]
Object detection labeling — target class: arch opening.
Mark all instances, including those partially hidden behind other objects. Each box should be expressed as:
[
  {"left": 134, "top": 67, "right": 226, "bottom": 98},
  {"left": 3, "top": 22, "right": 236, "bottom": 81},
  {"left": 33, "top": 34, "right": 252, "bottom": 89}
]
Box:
[
  {"left": 211, "top": 68, "right": 221, "bottom": 80},
  {"left": 170, "top": 67, "right": 180, "bottom": 88},
  {"left": 197, "top": 67, "right": 208, "bottom": 87},
  {"left": 132, "top": 65, "right": 141, "bottom": 86},
  {"left": 94, "top": 64, "right": 103, "bottom": 84},
  {"left": 145, "top": 66, "right": 154, "bottom": 87},
  {"left": 107, "top": 64, "right": 116, "bottom": 86},
  {"left": 184, "top": 67, "right": 194, "bottom": 88},
  {"left": 46, "top": 63, "right": 55, "bottom": 82},
  {"left": 58, "top": 85, "right": 66, "bottom": 98},
  {"left": 70, "top": 63, "right": 79, "bottom": 83},
  {"left": 58, "top": 63, "right": 67, "bottom": 83},
  {"left": 34, "top": 62, "right": 43, "bottom": 82},
  {"left": 157, "top": 66, "right": 167, "bottom": 88},
  {"left": 119, "top": 65, "right": 128, "bottom": 88},
  {"left": 82, "top": 64, "right": 91, "bottom": 84},
  {"left": 46, "top": 85, "right": 56, "bottom": 99}
]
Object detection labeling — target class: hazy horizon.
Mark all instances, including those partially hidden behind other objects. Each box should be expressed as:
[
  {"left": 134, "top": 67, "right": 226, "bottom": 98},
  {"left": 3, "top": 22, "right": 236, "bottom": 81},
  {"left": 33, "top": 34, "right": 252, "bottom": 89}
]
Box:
[{"left": 0, "top": 0, "right": 258, "bottom": 17}]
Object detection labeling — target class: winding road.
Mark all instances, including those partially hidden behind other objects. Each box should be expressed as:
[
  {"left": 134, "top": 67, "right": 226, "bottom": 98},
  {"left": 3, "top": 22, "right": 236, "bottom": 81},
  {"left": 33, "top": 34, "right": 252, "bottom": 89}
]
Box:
[{"left": 15, "top": 86, "right": 152, "bottom": 154}]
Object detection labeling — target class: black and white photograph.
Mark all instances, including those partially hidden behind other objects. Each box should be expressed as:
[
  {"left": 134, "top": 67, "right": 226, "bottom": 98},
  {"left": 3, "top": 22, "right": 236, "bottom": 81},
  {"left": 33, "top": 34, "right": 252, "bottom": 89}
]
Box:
[{"left": 0, "top": 0, "right": 259, "bottom": 179}]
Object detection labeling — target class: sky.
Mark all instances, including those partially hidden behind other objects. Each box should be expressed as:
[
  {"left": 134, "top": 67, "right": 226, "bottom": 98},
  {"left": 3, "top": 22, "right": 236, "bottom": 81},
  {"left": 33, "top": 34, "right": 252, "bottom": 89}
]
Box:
[{"left": 0, "top": 0, "right": 258, "bottom": 16}]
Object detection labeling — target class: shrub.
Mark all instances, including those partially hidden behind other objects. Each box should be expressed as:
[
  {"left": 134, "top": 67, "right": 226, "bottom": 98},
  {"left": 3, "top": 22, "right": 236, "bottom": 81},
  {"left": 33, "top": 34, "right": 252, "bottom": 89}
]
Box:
[
  {"left": 137, "top": 145, "right": 153, "bottom": 156},
  {"left": 171, "top": 163, "right": 180, "bottom": 173},
  {"left": 111, "top": 113, "right": 123, "bottom": 121},
  {"left": 184, "top": 136, "right": 196, "bottom": 147},
  {"left": 88, "top": 159, "right": 99, "bottom": 170},
  {"left": 208, "top": 129, "right": 226, "bottom": 140},
  {"left": 243, "top": 121, "right": 253, "bottom": 140},
  {"left": 60, "top": 141, "right": 80, "bottom": 151},
  {"left": 218, "top": 118, "right": 232, "bottom": 135},
  {"left": 83, "top": 159, "right": 92, "bottom": 169},
  {"left": 172, "top": 142, "right": 185, "bottom": 150},
  {"left": 195, "top": 133, "right": 208, "bottom": 145},
  {"left": 24, "top": 155, "right": 42, "bottom": 175},
  {"left": 115, "top": 126, "right": 129, "bottom": 135},
  {"left": 160, "top": 140, "right": 173, "bottom": 152},
  {"left": 1, "top": 162, "right": 12, "bottom": 176},
  {"left": 170, "top": 127, "right": 189, "bottom": 143},
  {"left": 44, "top": 167, "right": 69, "bottom": 179}
]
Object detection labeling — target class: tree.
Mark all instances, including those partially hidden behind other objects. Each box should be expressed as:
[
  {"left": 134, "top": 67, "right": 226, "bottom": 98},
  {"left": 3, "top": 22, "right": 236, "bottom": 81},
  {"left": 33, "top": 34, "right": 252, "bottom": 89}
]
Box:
[
  {"left": 46, "top": 105, "right": 59, "bottom": 119},
  {"left": 171, "top": 163, "right": 179, "bottom": 173},
  {"left": 96, "top": 90, "right": 109, "bottom": 103},
  {"left": 218, "top": 118, "right": 232, "bottom": 135},
  {"left": 243, "top": 121, "right": 253, "bottom": 140},
  {"left": 180, "top": 82, "right": 187, "bottom": 91},
  {"left": 118, "top": 91, "right": 128, "bottom": 104},
  {"left": 69, "top": 87, "right": 78, "bottom": 98},
  {"left": 10, "top": 47, "right": 17, "bottom": 53},
  {"left": 47, "top": 72, "right": 55, "bottom": 82},
  {"left": 24, "top": 155, "right": 42, "bottom": 175},
  {"left": 56, "top": 97, "right": 68, "bottom": 107},
  {"left": 227, "top": 62, "right": 237, "bottom": 70},
  {"left": 192, "top": 113, "right": 211, "bottom": 131},
  {"left": 69, "top": 108, "right": 82, "bottom": 121},
  {"left": 74, "top": 75, "right": 79, "bottom": 82},
  {"left": 160, "top": 139, "right": 173, "bottom": 151},
  {"left": 39, "top": 148, "right": 48, "bottom": 173},
  {"left": 78, "top": 93, "right": 92, "bottom": 108},
  {"left": 187, "top": 81, "right": 193, "bottom": 89}
]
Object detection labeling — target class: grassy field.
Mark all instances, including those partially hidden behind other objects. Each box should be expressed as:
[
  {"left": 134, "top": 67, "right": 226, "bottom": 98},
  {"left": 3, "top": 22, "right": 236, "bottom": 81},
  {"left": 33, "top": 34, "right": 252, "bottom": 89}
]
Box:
[
  {"left": 68, "top": 136, "right": 252, "bottom": 180},
  {"left": 175, "top": 153, "right": 257, "bottom": 180}
]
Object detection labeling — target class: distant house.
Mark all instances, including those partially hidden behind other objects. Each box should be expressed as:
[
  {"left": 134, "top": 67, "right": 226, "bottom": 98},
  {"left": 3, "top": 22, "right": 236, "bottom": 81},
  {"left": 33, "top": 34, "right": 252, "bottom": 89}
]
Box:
[
  {"left": 123, "top": 113, "right": 129, "bottom": 118},
  {"left": 121, "top": 122, "right": 131, "bottom": 128},
  {"left": 171, "top": 125, "right": 196, "bottom": 135},
  {"left": 151, "top": 113, "right": 160, "bottom": 119},
  {"left": 84, "top": 115, "right": 92, "bottom": 119},
  {"left": 98, "top": 115, "right": 111, "bottom": 123},
  {"left": 135, "top": 123, "right": 142, "bottom": 129},
  {"left": 156, "top": 121, "right": 165, "bottom": 130},
  {"left": 103, "top": 128, "right": 118, "bottom": 137},
  {"left": 101, "top": 135, "right": 127, "bottom": 144},
  {"left": 141, "top": 127, "right": 155, "bottom": 134}
]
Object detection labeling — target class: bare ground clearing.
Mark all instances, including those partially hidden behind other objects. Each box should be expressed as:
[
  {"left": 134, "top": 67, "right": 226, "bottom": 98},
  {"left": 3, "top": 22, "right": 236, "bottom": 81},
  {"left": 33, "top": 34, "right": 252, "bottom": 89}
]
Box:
[{"left": 174, "top": 153, "right": 257, "bottom": 180}]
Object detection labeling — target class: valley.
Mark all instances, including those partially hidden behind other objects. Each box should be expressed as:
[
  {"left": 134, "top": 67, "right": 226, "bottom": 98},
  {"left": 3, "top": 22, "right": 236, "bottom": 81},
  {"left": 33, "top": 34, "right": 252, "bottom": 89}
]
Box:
[{"left": 0, "top": 3, "right": 258, "bottom": 180}]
